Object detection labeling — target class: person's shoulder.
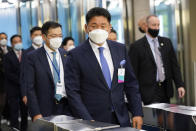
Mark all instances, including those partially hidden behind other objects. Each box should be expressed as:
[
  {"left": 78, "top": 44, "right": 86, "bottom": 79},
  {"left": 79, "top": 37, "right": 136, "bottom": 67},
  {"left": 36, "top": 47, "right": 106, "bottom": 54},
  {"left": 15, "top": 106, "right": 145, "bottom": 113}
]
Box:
[
  {"left": 158, "top": 36, "right": 171, "bottom": 41},
  {"left": 158, "top": 36, "right": 173, "bottom": 47},
  {"left": 4, "top": 50, "right": 14, "bottom": 60},
  {"left": 7, "top": 46, "right": 12, "bottom": 51},
  {"left": 6, "top": 50, "right": 14, "bottom": 56},
  {"left": 107, "top": 40, "right": 126, "bottom": 51},
  {"left": 68, "top": 40, "right": 89, "bottom": 55},
  {"left": 27, "top": 46, "right": 42, "bottom": 58},
  {"left": 23, "top": 46, "right": 34, "bottom": 55},
  {"left": 26, "top": 46, "right": 34, "bottom": 52},
  {"left": 134, "top": 36, "right": 146, "bottom": 45},
  {"left": 130, "top": 36, "right": 146, "bottom": 49}
]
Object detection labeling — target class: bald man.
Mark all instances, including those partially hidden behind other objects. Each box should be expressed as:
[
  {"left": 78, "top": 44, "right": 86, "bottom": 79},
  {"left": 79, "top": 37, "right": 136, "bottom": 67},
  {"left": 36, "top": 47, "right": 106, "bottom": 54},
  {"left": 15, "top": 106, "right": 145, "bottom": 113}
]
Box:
[
  {"left": 138, "top": 16, "right": 147, "bottom": 33},
  {"left": 129, "top": 15, "right": 185, "bottom": 105}
]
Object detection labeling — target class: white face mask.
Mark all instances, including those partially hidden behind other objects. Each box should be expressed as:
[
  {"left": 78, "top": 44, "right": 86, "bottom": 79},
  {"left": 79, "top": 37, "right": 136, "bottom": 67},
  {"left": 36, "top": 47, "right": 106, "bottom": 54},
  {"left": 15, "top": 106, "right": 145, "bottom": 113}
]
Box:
[
  {"left": 0, "top": 39, "right": 7, "bottom": 46},
  {"left": 33, "top": 36, "right": 43, "bottom": 46},
  {"left": 67, "top": 45, "right": 75, "bottom": 51},
  {"left": 89, "top": 29, "right": 108, "bottom": 45},
  {"left": 14, "top": 43, "right": 23, "bottom": 51},
  {"left": 49, "top": 37, "right": 62, "bottom": 50}
]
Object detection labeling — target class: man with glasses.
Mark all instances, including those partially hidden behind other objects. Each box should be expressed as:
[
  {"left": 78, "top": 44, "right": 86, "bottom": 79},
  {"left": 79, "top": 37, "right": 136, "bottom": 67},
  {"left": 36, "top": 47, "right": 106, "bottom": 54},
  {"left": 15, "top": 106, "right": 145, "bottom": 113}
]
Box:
[
  {"left": 25, "top": 21, "right": 71, "bottom": 122},
  {"left": 65, "top": 7, "right": 143, "bottom": 129}
]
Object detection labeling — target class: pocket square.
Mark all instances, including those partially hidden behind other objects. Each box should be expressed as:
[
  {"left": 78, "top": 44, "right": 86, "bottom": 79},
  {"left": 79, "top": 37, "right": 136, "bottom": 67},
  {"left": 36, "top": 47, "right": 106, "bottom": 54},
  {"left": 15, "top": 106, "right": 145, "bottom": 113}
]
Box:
[{"left": 120, "top": 59, "right": 126, "bottom": 67}]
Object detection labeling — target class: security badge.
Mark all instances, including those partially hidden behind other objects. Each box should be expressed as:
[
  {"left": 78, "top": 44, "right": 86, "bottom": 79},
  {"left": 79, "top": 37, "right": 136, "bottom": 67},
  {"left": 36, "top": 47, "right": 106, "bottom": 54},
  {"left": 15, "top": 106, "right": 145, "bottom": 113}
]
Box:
[
  {"left": 118, "top": 68, "right": 125, "bottom": 83},
  {"left": 56, "top": 81, "right": 64, "bottom": 95},
  {"left": 118, "top": 60, "right": 126, "bottom": 83}
]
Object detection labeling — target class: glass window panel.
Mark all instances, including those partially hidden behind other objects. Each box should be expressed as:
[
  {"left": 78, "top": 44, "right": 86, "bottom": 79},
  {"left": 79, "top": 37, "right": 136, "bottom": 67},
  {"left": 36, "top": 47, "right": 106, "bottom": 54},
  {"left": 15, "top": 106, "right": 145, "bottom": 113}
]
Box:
[
  {"left": 0, "top": 3, "right": 18, "bottom": 46},
  {"left": 103, "top": 0, "right": 125, "bottom": 43},
  {"left": 69, "top": 0, "right": 79, "bottom": 46},
  {"left": 154, "top": 0, "right": 178, "bottom": 51},
  {"left": 57, "top": 0, "right": 70, "bottom": 38},
  {"left": 20, "top": 2, "right": 31, "bottom": 49}
]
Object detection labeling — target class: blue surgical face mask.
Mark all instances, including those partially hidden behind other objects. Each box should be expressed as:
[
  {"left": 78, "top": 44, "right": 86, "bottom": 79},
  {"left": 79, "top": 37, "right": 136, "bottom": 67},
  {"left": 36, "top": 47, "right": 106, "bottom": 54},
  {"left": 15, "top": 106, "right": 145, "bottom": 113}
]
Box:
[{"left": 14, "top": 43, "right": 23, "bottom": 51}]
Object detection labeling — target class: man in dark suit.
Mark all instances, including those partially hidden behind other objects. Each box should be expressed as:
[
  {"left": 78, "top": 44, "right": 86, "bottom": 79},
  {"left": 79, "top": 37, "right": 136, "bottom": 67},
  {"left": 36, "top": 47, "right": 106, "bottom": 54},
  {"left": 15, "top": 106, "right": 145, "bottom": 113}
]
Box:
[
  {"left": 0, "top": 32, "right": 12, "bottom": 130},
  {"left": 26, "top": 21, "right": 71, "bottom": 122},
  {"left": 64, "top": 7, "right": 143, "bottom": 129},
  {"left": 4, "top": 35, "right": 28, "bottom": 131},
  {"left": 20, "top": 26, "right": 42, "bottom": 106},
  {"left": 129, "top": 15, "right": 185, "bottom": 105}
]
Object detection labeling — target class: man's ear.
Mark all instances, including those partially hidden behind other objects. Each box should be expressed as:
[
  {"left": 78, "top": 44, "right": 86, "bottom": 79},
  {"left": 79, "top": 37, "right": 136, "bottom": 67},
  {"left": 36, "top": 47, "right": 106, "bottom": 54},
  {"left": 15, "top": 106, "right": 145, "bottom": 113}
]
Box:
[
  {"left": 84, "top": 24, "right": 88, "bottom": 34},
  {"left": 42, "top": 34, "right": 47, "bottom": 41},
  {"left": 108, "top": 24, "right": 112, "bottom": 33}
]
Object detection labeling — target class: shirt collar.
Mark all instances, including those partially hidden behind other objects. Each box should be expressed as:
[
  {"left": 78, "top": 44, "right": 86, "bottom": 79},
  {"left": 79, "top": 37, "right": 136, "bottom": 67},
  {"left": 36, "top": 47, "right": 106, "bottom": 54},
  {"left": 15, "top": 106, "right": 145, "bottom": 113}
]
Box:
[
  {"left": 146, "top": 33, "right": 158, "bottom": 43},
  {"left": 89, "top": 39, "right": 108, "bottom": 51},
  {"left": 13, "top": 49, "right": 21, "bottom": 55},
  {"left": 44, "top": 44, "right": 58, "bottom": 54}
]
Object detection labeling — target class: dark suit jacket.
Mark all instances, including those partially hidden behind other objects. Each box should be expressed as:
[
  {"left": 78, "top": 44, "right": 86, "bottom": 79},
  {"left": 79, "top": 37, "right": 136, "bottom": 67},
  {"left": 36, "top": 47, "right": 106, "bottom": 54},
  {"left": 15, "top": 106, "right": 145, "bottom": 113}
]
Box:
[
  {"left": 0, "top": 46, "right": 12, "bottom": 92},
  {"left": 4, "top": 50, "right": 23, "bottom": 98},
  {"left": 128, "top": 36, "right": 184, "bottom": 105},
  {"left": 20, "top": 46, "right": 35, "bottom": 97},
  {"left": 64, "top": 40, "right": 143, "bottom": 127},
  {"left": 26, "top": 47, "right": 70, "bottom": 118}
]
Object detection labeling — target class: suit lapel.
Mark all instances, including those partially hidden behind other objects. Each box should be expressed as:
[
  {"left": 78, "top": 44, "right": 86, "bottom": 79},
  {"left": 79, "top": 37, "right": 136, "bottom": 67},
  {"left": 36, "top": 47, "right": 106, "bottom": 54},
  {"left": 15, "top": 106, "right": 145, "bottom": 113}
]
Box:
[
  {"left": 143, "top": 36, "right": 156, "bottom": 66},
  {"left": 83, "top": 40, "right": 109, "bottom": 90},
  {"left": 38, "top": 47, "right": 54, "bottom": 84},
  {"left": 107, "top": 41, "right": 118, "bottom": 90},
  {"left": 11, "top": 50, "right": 20, "bottom": 64},
  {"left": 58, "top": 48, "right": 67, "bottom": 71},
  {"left": 158, "top": 37, "right": 166, "bottom": 65}
]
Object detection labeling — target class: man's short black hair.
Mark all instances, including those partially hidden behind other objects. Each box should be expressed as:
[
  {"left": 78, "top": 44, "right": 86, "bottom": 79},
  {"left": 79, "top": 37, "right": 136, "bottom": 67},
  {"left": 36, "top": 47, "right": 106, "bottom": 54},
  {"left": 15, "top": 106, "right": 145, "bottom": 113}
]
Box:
[
  {"left": 30, "top": 26, "right": 42, "bottom": 36},
  {"left": 41, "top": 21, "right": 62, "bottom": 35},
  {"left": 0, "top": 32, "right": 7, "bottom": 37},
  {"left": 86, "top": 7, "right": 111, "bottom": 24},
  {"left": 110, "top": 27, "right": 117, "bottom": 34},
  {"left": 10, "top": 34, "right": 21, "bottom": 43},
  {"left": 62, "top": 37, "right": 74, "bottom": 46}
]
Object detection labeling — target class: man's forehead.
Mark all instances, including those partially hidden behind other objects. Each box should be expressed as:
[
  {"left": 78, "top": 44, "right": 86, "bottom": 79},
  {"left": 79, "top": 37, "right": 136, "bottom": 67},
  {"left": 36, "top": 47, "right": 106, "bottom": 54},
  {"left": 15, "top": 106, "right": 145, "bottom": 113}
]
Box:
[
  {"left": 48, "top": 27, "right": 62, "bottom": 34},
  {"left": 149, "top": 17, "right": 160, "bottom": 23},
  {"left": 88, "top": 16, "right": 109, "bottom": 24},
  {"left": 0, "top": 34, "right": 7, "bottom": 38}
]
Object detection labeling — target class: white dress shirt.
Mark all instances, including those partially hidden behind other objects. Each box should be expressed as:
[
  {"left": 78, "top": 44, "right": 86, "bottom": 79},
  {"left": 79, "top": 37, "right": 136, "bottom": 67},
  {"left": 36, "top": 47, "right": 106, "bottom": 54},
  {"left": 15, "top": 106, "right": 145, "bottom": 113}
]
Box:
[
  {"left": 89, "top": 40, "right": 114, "bottom": 80},
  {"left": 44, "top": 44, "right": 66, "bottom": 97},
  {"left": 146, "top": 33, "right": 160, "bottom": 60},
  {"left": 146, "top": 33, "right": 165, "bottom": 81},
  {"left": 13, "top": 49, "right": 22, "bottom": 61}
]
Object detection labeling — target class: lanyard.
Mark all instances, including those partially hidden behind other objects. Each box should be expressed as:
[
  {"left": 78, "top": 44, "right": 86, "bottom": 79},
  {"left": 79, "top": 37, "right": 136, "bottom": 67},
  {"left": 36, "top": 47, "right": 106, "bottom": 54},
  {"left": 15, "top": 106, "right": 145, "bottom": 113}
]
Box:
[{"left": 45, "top": 51, "right": 61, "bottom": 82}]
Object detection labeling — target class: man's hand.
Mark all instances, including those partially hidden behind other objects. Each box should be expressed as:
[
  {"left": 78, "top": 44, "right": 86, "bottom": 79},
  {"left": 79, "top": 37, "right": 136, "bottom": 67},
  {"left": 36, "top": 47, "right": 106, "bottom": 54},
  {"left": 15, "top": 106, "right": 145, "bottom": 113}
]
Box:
[
  {"left": 132, "top": 116, "right": 143, "bottom": 129},
  {"left": 178, "top": 87, "right": 185, "bottom": 98},
  {"left": 22, "top": 96, "right": 27, "bottom": 105},
  {"left": 33, "top": 114, "right": 43, "bottom": 122}
]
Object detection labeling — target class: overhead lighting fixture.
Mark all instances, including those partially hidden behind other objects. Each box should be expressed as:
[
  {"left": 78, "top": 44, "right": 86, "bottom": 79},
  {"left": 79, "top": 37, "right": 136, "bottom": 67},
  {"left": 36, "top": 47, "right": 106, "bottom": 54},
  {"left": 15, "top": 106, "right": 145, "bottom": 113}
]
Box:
[
  {"left": 0, "top": 2, "right": 13, "bottom": 8},
  {"left": 31, "top": 1, "right": 38, "bottom": 8},
  {"left": 7, "top": 0, "right": 17, "bottom": 4}
]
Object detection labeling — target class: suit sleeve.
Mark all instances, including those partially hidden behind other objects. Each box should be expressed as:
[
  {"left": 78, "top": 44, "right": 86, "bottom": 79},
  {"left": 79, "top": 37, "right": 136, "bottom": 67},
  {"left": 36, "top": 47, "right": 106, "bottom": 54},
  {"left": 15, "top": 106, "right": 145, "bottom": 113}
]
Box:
[
  {"left": 128, "top": 44, "right": 139, "bottom": 79},
  {"left": 20, "top": 53, "right": 27, "bottom": 97},
  {"left": 64, "top": 53, "right": 93, "bottom": 120},
  {"left": 26, "top": 54, "right": 41, "bottom": 117},
  {"left": 4, "top": 54, "right": 19, "bottom": 85},
  {"left": 168, "top": 39, "right": 184, "bottom": 88},
  {"left": 124, "top": 47, "right": 143, "bottom": 117}
]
